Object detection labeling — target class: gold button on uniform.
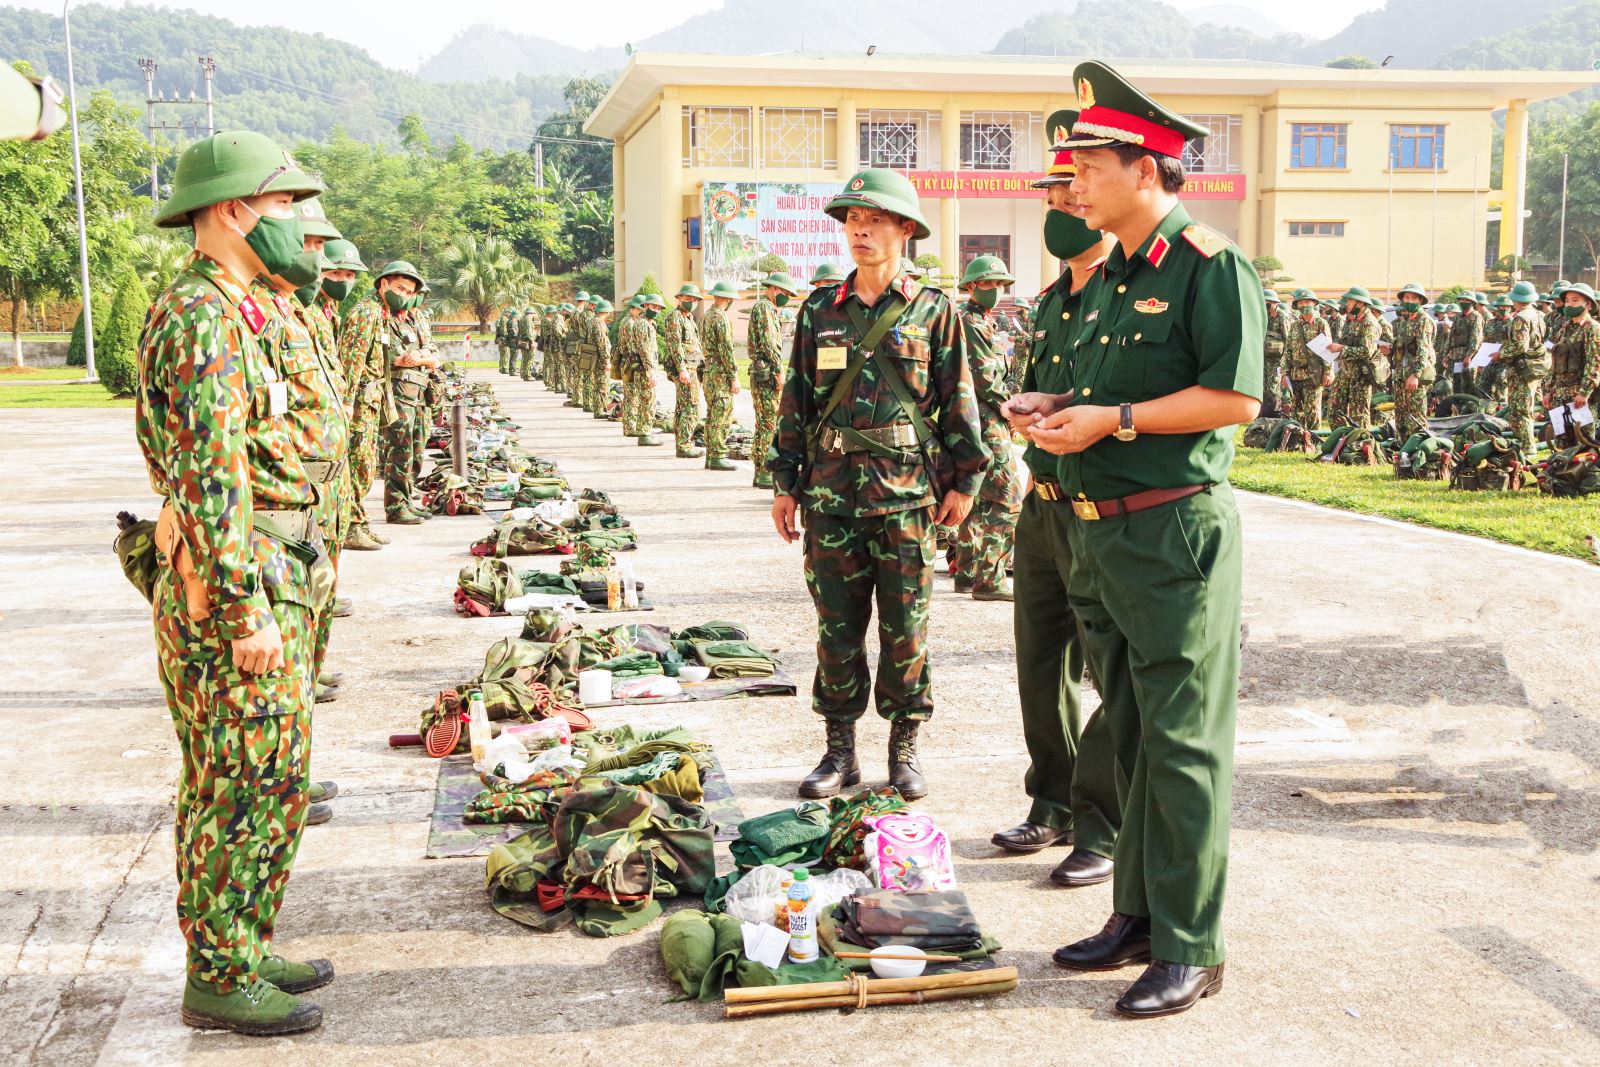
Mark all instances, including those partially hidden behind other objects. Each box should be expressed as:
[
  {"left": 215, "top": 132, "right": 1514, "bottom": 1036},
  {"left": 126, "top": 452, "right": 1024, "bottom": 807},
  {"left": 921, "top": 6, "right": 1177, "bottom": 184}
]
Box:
[
  {"left": 1062, "top": 312, "right": 1071, "bottom": 321},
  {"left": 1134, "top": 332, "right": 1142, "bottom": 341},
  {"left": 1100, "top": 335, "right": 1109, "bottom": 344},
  {"left": 1051, "top": 354, "right": 1061, "bottom": 363},
  {"left": 1082, "top": 387, "right": 1092, "bottom": 396},
  {"left": 1117, "top": 284, "right": 1127, "bottom": 294}
]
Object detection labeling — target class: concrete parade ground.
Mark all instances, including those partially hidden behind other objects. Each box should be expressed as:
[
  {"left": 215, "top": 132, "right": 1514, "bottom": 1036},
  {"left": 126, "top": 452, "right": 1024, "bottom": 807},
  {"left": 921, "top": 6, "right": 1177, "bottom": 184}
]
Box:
[{"left": 3, "top": 369, "right": 1599, "bottom": 1066}]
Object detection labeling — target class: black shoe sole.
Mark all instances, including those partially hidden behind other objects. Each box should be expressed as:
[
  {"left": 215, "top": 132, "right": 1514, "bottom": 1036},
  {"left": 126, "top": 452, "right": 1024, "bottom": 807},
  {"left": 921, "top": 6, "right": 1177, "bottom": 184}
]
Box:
[
  {"left": 1113, "top": 974, "right": 1224, "bottom": 1018},
  {"left": 181, "top": 1006, "right": 323, "bottom": 1035},
  {"left": 267, "top": 967, "right": 336, "bottom": 995},
  {"left": 1051, "top": 868, "right": 1115, "bottom": 888},
  {"left": 1053, "top": 948, "right": 1153, "bottom": 972},
  {"left": 991, "top": 833, "right": 1073, "bottom": 854},
  {"left": 798, "top": 769, "right": 861, "bottom": 799}
]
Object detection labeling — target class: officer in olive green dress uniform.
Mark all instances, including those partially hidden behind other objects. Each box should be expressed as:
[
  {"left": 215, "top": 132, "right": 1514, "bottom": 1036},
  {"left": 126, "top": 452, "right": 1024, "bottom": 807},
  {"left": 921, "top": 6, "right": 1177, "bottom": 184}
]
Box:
[
  {"left": 994, "top": 111, "right": 1124, "bottom": 889},
  {"left": 1030, "top": 63, "right": 1263, "bottom": 1020}
]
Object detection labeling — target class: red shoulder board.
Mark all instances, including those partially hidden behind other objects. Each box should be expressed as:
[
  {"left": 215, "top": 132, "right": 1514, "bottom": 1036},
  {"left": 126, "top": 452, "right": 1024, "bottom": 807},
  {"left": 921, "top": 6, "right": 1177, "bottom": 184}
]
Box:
[
  {"left": 239, "top": 295, "right": 267, "bottom": 335},
  {"left": 1180, "top": 224, "right": 1230, "bottom": 259}
]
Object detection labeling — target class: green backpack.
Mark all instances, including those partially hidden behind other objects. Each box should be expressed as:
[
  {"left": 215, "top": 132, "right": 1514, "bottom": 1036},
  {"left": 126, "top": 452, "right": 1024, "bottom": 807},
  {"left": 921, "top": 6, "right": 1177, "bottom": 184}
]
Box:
[
  {"left": 456, "top": 558, "right": 524, "bottom": 615},
  {"left": 1243, "top": 416, "right": 1276, "bottom": 449},
  {"left": 114, "top": 511, "right": 160, "bottom": 603},
  {"left": 472, "top": 517, "right": 575, "bottom": 558},
  {"left": 1451, "top": 436, "right": 1528, "bottom": 491},
  {"left": 1394, "top": 433, "right": 1454, "bottom": 481},
  {"left": 1537, "top": 443, "right": 1600, "bottom": 497}
]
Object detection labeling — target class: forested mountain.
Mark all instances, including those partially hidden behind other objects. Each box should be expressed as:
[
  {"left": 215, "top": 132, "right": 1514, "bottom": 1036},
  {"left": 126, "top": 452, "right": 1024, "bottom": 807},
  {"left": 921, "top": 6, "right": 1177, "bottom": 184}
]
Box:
[
  {"left": 991, "top": 2, "right": 1310, "bottom": 61},
  {"left": 416, "top": 25, "right": 625, "bottom": 84},
  {"left": 1309, "top": 0, "right": 1567, "bottom": 68},
  {"left": 0, "top": 3, "right": 568, "bottom": 149}
]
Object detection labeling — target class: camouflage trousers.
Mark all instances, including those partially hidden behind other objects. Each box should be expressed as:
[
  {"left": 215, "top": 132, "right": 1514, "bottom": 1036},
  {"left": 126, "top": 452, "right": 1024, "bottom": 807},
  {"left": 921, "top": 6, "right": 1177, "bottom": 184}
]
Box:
[
  {"left": 803, "top": 506, "right": 934, "bottom": 722},
  {"left": 1328, "top": 360, "right": 1373, "bottom": 429},
  {"left": 312, "top": 472, "right": 344, "bottom": 678},
  {"left": 519, "top": 345, "right": 539, "bottom": 382},
  {"left": 1392, "top": 381, "right": 1431, "bottom": 442},
  {"left": 674, "top": 367, "right": 704, "bottom": 454},
  {"left": 543, "top": 348, "right": 562, "bottom": 391},
  {"left": 563, "top": 348, "right": 581, "bottom": 397},
  {"left": 497, "top": 343, "right": 511, "bottom": 374},
  {"left": 153, "top": 570, "right": 313, "bottom": 991},
  {"left": 1260, "top": 358, "right": 1283, "bottom": 417},
  {"left": 345, "top": 404, "right": 380, "bottom": 532},
  {"left": 1451, "top": 359, "right": 1474, "bottom": 396},
  {"left": 703, "top": 375, "right": 734, "bottom": 459},
  {"left": 751, "top": 374, "right": 781, "bottom": 482},
  {"left": 1478, "top": 362, "right": 1509, "bottom": 404},
  {"left": 1505, "top": 371, "right": 1544, "bottom": 455},
  {"left": 381, "top": 404, "right": 424, "bottom": 517},
  {"left": 946, "top": 495, "right": 1020, "bottom": 592},
  {"left": 623, "top": 369, "right": 656, "bottom": 436},
  {"left": 1288, "top": 379, "right": 1324, "bottom": 430}
]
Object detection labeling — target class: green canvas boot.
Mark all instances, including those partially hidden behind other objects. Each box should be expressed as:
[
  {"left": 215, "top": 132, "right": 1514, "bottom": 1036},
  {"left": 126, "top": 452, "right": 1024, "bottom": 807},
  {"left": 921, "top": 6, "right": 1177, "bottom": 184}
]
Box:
[
  {"left": 308, "top": 780, "right": 338, "bottom": 804},
  {"left": 180, "top": 975, "right": 322, "bottom": 1036},
  {"left": 638, "top": 435, "right": 663, "bottom": 447},
  {"left": 365, "top": 525, "right": 391, "bottom": 545},
  {"left": 314, "top": 683, "right": 338, "bottom": 704},
  {"left": 973, "top": 580, "right": 1014, "bottom": 602},
  {"left": 306, "top": 802, "right": 333, "bottom": 826},
  {"left": 385, "top": 511, "right": 423, "bottom": 526},
  {"left": 705, "top": 456, "right": 737, "bottom": 471},
  {"left": 342, "top": 526, "right": 382, "bottom": 551},
  {"left": 952, "top": 575, "right": 973, "bottom": 594},
  {"left": 257, "top": 955, "right": 336, "bottom": 995},
  {"left": 678, "top": 447, "right": 705, "bottom": 459},
  {"left": 752, "top": 473, "right": 773, "bottom": 489}
]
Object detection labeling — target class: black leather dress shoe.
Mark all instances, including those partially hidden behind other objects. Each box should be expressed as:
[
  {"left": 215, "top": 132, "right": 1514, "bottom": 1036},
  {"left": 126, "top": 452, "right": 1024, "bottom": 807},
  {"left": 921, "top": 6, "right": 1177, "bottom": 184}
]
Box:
[
  {"left": 1052, "top": 912, "right": 1152, "bottom": 970},
  {"left": 1050, "top": 848, "right": 1114, "bottom": 887},
  {"left": 990, "top": 821, "right": 1073, "bottom": 854},
  {"left": 1114, "top": 960, "right": 1224, "bottom": 1018}
]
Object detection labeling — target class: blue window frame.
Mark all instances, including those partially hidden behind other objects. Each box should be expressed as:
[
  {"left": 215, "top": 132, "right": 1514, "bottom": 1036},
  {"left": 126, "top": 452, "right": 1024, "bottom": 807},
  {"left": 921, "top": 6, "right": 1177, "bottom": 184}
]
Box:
[
  {"left": 1290, "top": 123, "right": 1347, "bottom": 169},
  {"left": 1390, "top": 124, "right": 1445, "bottom": 170}
]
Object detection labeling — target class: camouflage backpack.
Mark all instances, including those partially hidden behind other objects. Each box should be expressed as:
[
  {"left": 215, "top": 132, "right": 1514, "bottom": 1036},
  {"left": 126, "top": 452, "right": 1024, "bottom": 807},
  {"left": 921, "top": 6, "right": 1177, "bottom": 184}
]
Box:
[
  {"left": 1394, "top": 433, "right": 1454, "bottom": 481},
  {"left": 471, "top": 517, "right": 575, "bottom": 558},
  {"left": 113, "top": 511, "right": 160, "bottom": 603},
  {"left": 1262, "top": 417, "right": 1316, "bottom": 454},
  {"left": 1243, "top": 416, "right": 1276, "bottom": 449},
  {"left": 1451, "top": 436, "right": 1528, "bottom": 491},
  {"left": 1537, "top": 443, "right": 1600, "bottom": 497},
  {"left": 455, "top": 558, "right": 524, "bottom": 616},
  {"left": 421, "top": 472, "right": 485, "bottom": 516}
]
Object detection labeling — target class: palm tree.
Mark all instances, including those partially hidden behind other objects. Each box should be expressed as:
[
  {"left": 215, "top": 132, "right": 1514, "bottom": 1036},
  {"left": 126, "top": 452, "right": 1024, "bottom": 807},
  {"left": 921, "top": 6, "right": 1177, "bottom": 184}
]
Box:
[
  {"left": 131, "top": 233, "right": 189, "bottom": 293},
  {"left": 433, "top": 234, "right": 534, "bottom": 330}
]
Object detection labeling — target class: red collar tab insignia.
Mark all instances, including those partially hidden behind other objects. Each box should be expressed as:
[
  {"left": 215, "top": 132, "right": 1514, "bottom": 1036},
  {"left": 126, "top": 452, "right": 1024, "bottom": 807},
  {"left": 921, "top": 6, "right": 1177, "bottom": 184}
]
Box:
[
  {"left": 272, "top": 293, "right": 291, "bottom": 314},
  {"left": 832, "top": 279, "right": 851, "bottom": 308},
  {"left": 323, "top": 302, "right": 336, "bottom": 320},
  {"left": 1147, "top": 234, "right": 1172, "bottom": 270},
  {"left": 1133, "top": 297, "right": 1169, "bottom": 315},
  {"left": 1180, "top": 223, "right": 1229, "bottom": 259},
  {"left": 239, "top": 296, "right": 267, "bottom": 335}
]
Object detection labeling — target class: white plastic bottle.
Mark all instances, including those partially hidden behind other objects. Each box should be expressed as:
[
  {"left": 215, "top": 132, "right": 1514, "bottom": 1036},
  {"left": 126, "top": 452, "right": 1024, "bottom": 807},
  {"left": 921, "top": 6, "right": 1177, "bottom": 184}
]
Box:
[
  {"left": 786, "top": 867, "right": 818, "bottom": 963},
  {"left": 467, "top": 690, "right": 491, "bottom": 764}
]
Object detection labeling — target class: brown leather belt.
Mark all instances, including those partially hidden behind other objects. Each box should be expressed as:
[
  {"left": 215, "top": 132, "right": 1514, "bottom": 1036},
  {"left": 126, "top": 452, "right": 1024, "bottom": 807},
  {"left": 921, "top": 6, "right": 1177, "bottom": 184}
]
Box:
[{"left": 1070, "top": 483, "right": 1211, "bottom": 521}]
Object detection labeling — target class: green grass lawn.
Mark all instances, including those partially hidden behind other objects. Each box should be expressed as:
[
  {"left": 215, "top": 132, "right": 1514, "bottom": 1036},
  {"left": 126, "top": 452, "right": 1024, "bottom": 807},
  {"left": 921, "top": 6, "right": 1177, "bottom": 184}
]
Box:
[
  {"left": 0, "top": 382, "right": 131, "bottom": 408},
  {"left": 0, "top": 366, "right": 88, "bottom": 380},
  {"left": 1230, "top": 436, "right": 1600, "bottom": 561}
]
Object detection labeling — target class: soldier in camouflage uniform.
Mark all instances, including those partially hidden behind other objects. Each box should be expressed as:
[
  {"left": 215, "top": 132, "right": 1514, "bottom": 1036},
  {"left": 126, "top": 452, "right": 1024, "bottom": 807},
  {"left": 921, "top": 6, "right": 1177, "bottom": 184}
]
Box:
[
  {"left": 749, "top": 273, "right": 798, "bottom": 488},
  {"left": 138, "top": 131, "right": 331, "bottom": 1036},
  {"left": 1479, "top": 295, "right": 1513, "bottom": 402},
  {"left": 493, "top": 308, "right": 511, "bottom": 374},
  {"left": 622, "top": 292, "right": 665, "bottom": 446},
  {"left": 945, "top": 255, "right": 1021, "bottom": 600},
  {"left": 662, "top": 284, "right": 708, "bottom": 458},
  {"left": 1549, "top": 282, "right": 1600, "bottom": 445},
  {"left": 564, "top": 294, "right": 591, "bottom": 407},
  {"left": 768, "top": 169, "right": 987, "bottom": 802},
  {"left": 700, "top": 281, "right": 742, "bottom": 470},
  {"left": 336, "top": 268, "right": 394, "bottom": 551},
  {"left": 539, "top": 305, "right": 563, "bottom": 393},
  {"left": 1390, "top": 282, "right": 1437, "bottom": 442},
  {"left": 520, "top": 304, "right": 543, "bottom": 381},
  {"left": 1326, "top": 285, "right": 1383, "bottom": 429},
  {"left": 1284, "top": 289, "right": 1332, "bottom": 429},
  {"left": 1495, "top": 281, "right": 1550, "bottom": 455},
  {"left": 1447, "top": 292, "right": 1485, "bottom": 395},
  {"left": 1261, "top": 288, "right": 1290, "bottom": 418},
  {"left": 365, "top": 262, "right": 437, "bottom": 524},
  {"left": 587, "top": 298, "right": 614, "bottom": 417}
]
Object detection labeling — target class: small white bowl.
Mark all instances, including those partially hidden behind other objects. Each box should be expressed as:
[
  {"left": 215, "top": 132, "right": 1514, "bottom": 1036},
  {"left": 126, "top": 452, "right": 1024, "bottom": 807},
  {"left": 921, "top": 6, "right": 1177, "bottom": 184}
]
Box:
[
  {"left": 867, "top": 945, "right": 928, "bottom": 979},
  {"left": 678, "top": 665, "right": 711, "bottom": 683}
]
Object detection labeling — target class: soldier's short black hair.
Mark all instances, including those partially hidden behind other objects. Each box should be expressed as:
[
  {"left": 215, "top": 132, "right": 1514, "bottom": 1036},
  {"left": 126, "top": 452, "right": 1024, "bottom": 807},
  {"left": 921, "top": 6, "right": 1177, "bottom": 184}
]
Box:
[{"left": 1109, "top": 143, "right": 1186, "bottom": 194}]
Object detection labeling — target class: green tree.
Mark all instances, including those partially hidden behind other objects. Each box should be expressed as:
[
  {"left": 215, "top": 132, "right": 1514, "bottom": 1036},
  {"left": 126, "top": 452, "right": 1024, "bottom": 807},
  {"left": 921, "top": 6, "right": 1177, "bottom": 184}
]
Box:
[
  {"left": 1325, "top": 54, "right": 1380, "bottom": 69},
  {"left": 130, "top": 232, "right": 189, "bottom": 293},
  {"left": 1526, "top": 104, "right": 1600, "bottom": 274},
  {"left": 432, "top": 233, "right": 527, "bottom": 330},
  {"left": 66, "top": 290, "right": 109, "bottom": 369},
  {"left": 97, "top": 271, "right": 149, "bottom": 397}
]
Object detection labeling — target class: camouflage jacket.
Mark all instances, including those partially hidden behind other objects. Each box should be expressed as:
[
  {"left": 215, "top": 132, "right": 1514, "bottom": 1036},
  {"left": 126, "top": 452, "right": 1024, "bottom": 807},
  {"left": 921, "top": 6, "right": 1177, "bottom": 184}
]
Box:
[
  {"left": 1391, "top": 311, "right": 1436, "bottom": 383},
  {"left": 591, "top": 316, "right": 612, "bottom": 371},
  {"left": 1264, "top": 302, "right": 1291, "bottom": 360},
  {"left": 747, "top": 297, "right": 783, "bottom": 366},
  {"left": 632, "top": 316, "right": 660, "bottom": 371},
  {"left": 960, "top": 302, "right": 1012, "bottom": 414},
  {"left": 257, "top": 284, "right": 350, "bottom": 466},
  {"left": 493, "top": 314, "right": 508, "bottom": 344},
  {"left": 135, "top": 251, "right": 314, "bottom": 640},
  {"left": 771, "top": 269, "right": 987, "bottom": 516},
  {"left": 541, "top": 314, "right": 565, "bottom": 354},
  {"left": 1485, "top": 315, "right": 1508, "bottom": 344},
  {"left": 569, "top": 309, "right": 593, "bottom": 356},
  {"left": 1337, "top": 308, "right": 1382, "bottom": 365},
  {"left": 1551, "top": 315, "right": 1600, "bottom": 396},
  {"left": 1447, "top": 307, "right": 1484, "bottom": 362},
  {"left": 1498, "top": 306, "right": 1549, "bottom": 378},
  {"left": 523, "top": 309, "right": 542, "bottom": 345},
  {"left": 307, "top": 292, "right": 343, "bottom": 394},
  {"left": 660, "top": 308, "right": 704, "bottom": 375},
  {"left": 1284, "top": 312, "right": 1329, "bottom": 382},
  {"left": 700, "top": 305, "right": 737, "bottom": 390},
  {"left": 339, "top": 298, "right": 387, "bottom": 416}
]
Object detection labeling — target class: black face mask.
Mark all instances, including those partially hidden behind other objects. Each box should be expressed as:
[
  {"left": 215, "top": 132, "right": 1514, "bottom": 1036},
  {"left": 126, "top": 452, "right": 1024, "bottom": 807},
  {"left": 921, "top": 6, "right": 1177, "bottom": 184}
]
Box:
[
  {"left": 645, "top": 309, "right": 659, "bottom": 320},
  {"left": 1044, "top": 209, "right": 1101, "bottom": 260}
]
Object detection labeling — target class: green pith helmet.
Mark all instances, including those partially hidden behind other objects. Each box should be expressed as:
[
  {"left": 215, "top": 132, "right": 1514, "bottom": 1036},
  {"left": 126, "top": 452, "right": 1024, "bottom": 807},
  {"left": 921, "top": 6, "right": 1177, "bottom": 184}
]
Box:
[
  {"left": 524, "top": 306, "right": 538, "bottom": 315},
  {"left": 707, "top": 280, "right": 741, "bottom": 300},
  {"left": 1492, "top": 295, "right": 1513, "bottom": 308},
  {"left": 1262, "top": 288, "right": 1282, "bottom": 303},
  {"left": 155, "top": 130, "right": 324, "bottom": 228},
  {"left": 321, "top": 238, "right": 367, "bottom": 272},
  {"left": 1473, "top": 291, "right": 1489, "bottom": 304},
  {"left": 1060, "top": 60, "right": 1211, "bottom": 157},
  {"left": 825, "top": 169, "right": 931, "bottom": 240},
  {"left": 293, "top": 196, "right": 341, "bottom": 240},
  {"left": 640, "top": 292, "right": 666, "bottom": 309},
  {"left": 1291, "top": 288, "right": 1317, "bottom": 303},
  {"left": 375, "top": 260, "right": 424, "bottom": 286},
  {"left": 1456, "top": 292, "right": 1479, "bottom": 305},
  {"left": 1564, "top": 282, "right": 1598, "bottom": 305},
  {"left": 809, "top": 262, "right": 846, "bottom": 286},
  {"left": 574, "top": 291, "right": 591, "bottom": 304},
  {"left": 762, "top": 272, "right": 801, "bottom": 295},
  {"left": 626, "top": 294, "right": 643, "bottom": 308},
  {"left": 1507, "top": 280, "right": 1539, "bottom": 304},
  {"left": 1339, "top": 285, "right": 1381, "bottom": 310},
  {"left": 960, "top": 254, "right": 1015, "bottom": 288},
  {"left": 592, "top": 298, "right": 614, "bottom": 314},
  {"left": 560, "top": 302, "right": 575, "bottom": 313},
  {"left": 1551, "top": 280, "right": 1571, "bottom": 297},
  {"left": 1396, "top": 281, "right": 1426, "bottom": 301},
  {"left": 545, "top": 304, "right": 556, "bottom": 314},
  {"left": 675, "top": 283, "right": 704, "bottom": 300},
  {"left": 1556, "top": 278, "right": 1572, "bottom": 288},
  {"left": 1014, "top": 297, "right": 1032, "bottom": 309}
]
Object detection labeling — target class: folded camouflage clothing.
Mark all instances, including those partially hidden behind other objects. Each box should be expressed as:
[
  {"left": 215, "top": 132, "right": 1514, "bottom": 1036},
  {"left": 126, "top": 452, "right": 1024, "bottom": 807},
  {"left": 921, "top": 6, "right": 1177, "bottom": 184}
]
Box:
[
  {"left": 588, "top": 751, "right": 703, "bottom": 804},
  {"left": 465, "top": 770, "right": 579, "bottom": 824},
  {"left": 823, "top": 787, "right": 907, "bottom": 870},
  {"left": 728, "top": 801, "right": 830, "bottom": 872},
  {"left": 834, "top": 889, "right": 986, "bottom": 953},
  {"left": 590, "top": 649, "right": 663, "bottom": 680}
]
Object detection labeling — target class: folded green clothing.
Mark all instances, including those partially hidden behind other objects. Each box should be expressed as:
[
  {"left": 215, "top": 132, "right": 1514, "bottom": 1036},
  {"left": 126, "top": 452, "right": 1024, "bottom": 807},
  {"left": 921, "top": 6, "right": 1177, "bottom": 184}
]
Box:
[
  {"left": 674, "top": 620, "right": 752, "bottom": 642},
  {"left": 516, "top": 570, "right": 582, "bottom": 596},
  {"left": 575, "top": 529, "right": 637, "bottom": 551},
  {"left": 590, "top": 650, "right": 663, "bottom": 679},
  {"left": 692, "top": 640, "right": 777, "bottom": 678},
  {"left": 588, "top": 750, "right": 679, "bottom": 785},
  {"left": 729, "top": 802, "right": 829, "bottom": 872},
  {"left": 662, "top": 910, "right": 848, "bottom": 1002},
  {"left": 575, "top": 724, "right": 696, "bottom": 758}
]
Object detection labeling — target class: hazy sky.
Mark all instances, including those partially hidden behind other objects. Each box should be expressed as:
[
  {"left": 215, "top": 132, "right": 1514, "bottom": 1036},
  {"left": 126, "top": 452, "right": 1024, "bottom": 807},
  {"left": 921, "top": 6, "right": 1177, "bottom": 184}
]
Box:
[{"left": 28, "top": 0, "right": 1382, "bottom": 70}]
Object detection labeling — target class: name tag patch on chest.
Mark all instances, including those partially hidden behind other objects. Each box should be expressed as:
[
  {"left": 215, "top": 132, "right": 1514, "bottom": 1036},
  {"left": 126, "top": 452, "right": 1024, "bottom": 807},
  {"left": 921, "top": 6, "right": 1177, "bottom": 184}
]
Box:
[
  {"left": 267, "top": 381, "right": 288, "bottom": 417},
  {"left": 900, "top": 324, "right": 928, "bottom": 340},
  {"left": 817, "top": 346, "right": 849, "bottom": 371}
]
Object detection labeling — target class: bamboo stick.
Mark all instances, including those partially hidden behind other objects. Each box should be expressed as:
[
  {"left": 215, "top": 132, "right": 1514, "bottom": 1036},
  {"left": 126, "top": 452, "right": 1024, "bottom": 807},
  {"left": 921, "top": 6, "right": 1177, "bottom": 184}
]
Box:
[
  {"left": 724, "top": 966, "right": 1019, "bottom": 1005},
  {"left": 832, "top": 951, "right": 962, "bottom": 962},
  {"left": 723, "top": 979, "right": 1017, "bottom": 1020}
]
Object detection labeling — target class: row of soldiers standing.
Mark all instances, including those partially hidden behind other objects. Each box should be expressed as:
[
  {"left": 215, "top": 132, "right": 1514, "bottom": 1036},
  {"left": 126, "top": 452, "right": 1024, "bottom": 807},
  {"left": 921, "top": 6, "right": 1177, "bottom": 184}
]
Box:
[{"left": 1264, "top": 279, "right": 1600, "bottom": 455}]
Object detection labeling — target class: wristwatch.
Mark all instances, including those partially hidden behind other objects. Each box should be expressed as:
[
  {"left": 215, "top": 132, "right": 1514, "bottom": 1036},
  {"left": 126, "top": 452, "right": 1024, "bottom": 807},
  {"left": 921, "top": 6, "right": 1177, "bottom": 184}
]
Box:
[{"left": 1113, "top": 403, "right": 1138, "bottom": 442}]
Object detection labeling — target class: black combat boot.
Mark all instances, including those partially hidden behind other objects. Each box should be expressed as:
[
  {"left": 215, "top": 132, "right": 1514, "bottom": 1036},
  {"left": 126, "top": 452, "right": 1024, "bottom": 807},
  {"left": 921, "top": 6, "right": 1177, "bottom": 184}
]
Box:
[
  {"left": 799, "top": 720, "right": 860, "bottom": 799},
  {"left": 888, "top": 719, "right": 928, "bottom": 800}
]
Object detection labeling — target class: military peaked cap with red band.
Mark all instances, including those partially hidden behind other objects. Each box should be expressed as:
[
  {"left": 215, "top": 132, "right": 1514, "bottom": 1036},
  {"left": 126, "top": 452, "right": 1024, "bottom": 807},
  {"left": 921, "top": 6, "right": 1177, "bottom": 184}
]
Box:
[
  {"left": 1031, "top": 108, "right": 1080, "bottom": 189},
  {"left": 1060, "top": 61, "right": 1210, "bottom": 159}
]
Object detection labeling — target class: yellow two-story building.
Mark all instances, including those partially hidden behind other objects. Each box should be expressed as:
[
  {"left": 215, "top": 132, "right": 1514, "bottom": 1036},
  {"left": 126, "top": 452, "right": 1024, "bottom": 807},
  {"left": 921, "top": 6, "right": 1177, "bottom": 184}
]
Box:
[{"left": 584, "top": 52, "right": 1598, "bottom": 299}]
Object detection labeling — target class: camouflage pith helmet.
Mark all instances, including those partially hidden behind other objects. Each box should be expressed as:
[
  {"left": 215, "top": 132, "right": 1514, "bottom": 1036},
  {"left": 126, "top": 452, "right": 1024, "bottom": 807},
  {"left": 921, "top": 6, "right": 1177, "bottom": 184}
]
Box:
[
  {"left": 675, "top": 283, "right": 705, "bottom": 300},
  {"left": 1338, "top": 285, "right": 1381, "bottom": 310},
  {"left": 707, "top": 280, "right": 741, "bottom": 300},
  {"left": 639, "top": 292, "right": 667, "bottom": 309},
  {"left": 322, "top": 238, "right": 367, "bottom": 272},
  {"left": 156, "top": 130, "right": 324, "bottom": 228},
  {"left": 293, "top": 196, "right": 341, "bottom": 239},
  {"left": 1507, "top": 280, "right": 1539, "bottom": 304},
  {"left": 1291, "top": 288, "right": 1317, "bottom": 304},
  {"left": 762, "top": 272, "right": 801, "bottom": 296},
  {"left": 375, "top": 260, "right": 424, "bottom": 286},
  {"left": 960, "top": 254, "right": 1014, "bottom": 288},
  {"left": 1262, "top": 288, "right": 1282, "bottom": 304},
  {"left": 825, "top": 169, "right": 931, "bottom": 240},
  {"left": 809, "top": 262, "right": 846, "bottom": 286},
  {"left": 1396, "top": 281, "right": 1427, "bottom": 301}
]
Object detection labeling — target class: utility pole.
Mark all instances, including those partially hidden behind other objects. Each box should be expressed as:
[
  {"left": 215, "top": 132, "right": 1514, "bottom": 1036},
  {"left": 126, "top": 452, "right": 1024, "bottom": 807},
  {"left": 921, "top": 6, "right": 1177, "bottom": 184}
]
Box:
[
  {"left": 534, "top": 140, "right": 547, "bottom": 276},
  {"left": 1559, "top": 152, "right": 1569, "bottom": 279},
  {"left": 199, "top": 56, "right": 216, "bottom": 136},
  {"left": 137, "top": 58, "right": 159, "bottom": 205},
  {"left": 137, "top": 56, "right": 220, "bottom": 205}
]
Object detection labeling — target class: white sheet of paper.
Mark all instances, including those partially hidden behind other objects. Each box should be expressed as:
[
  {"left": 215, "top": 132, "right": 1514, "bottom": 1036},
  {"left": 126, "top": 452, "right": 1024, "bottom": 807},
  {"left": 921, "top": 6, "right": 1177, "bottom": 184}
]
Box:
[
  {"left": 1452, "top": 361, "right": 1465, "bottom": 373},
  {"left": 740, "top": 922, "right": 788, "bottom": 969},
  {"left": 1549, "top": 406, "right": 1568, "bottom": 437},
  {"left": 1306, "top": 334, "right": 1337, "bottom": 364},
  {"left": 1574, "top": 404, "right": 1596, "bottom": 428},
  {"left": 1544, "top": 339, "right": 1556, "bottom": 352},
  {"left": 1470, "top": 343, "right": 1500, "bottom": 369}
]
